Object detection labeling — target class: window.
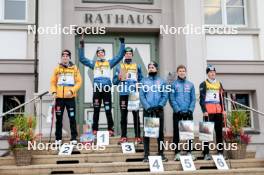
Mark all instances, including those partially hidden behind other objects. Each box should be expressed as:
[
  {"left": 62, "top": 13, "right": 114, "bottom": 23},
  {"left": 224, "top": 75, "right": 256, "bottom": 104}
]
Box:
[
  {"left": 0, "top": 0, "right": 27, "bottom": 22},
  {"left": 204, "top": 0, "right": 246, "bottom": 26},
  {"left": 225, "top": 92, "right": 253, "bottom": 128},
  {"left": 0, "top": 94, "right": 25, "bottom": 132}
]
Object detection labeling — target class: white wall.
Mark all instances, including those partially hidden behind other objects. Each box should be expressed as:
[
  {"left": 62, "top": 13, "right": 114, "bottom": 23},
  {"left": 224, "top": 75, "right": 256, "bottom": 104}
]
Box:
[
  {"left": 38, "top": 0, "right": 62, "bottom": 93},
  {"left": 256, "top": 0, "right": 264, "bottom": 60},
  {"left": 0, "top": 31, "right": 27, "bottom": 59},
  {"left": 206, "top": 35, "right": 257, "bottom": 60}
]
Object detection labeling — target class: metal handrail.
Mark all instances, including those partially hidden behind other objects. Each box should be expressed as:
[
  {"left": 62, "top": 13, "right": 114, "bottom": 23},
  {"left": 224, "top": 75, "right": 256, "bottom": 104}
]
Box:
[
  {"left": 224, "top": 97, "right": 264, "bottom": 116},
  {"left": 0, "top": 91, "right": 49, "bottom": 118},
  {"left": 0, "top": 91, "right": 49, "bottom": 142}
]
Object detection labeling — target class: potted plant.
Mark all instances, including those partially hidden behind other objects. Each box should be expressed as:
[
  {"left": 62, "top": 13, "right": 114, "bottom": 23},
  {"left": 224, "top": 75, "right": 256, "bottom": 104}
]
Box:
[
  {"left": 7, "top": 115, "right": 38, "bottom": 166},
  {"left": 224, "top": 110, "right": 251, "bottom": 159}
]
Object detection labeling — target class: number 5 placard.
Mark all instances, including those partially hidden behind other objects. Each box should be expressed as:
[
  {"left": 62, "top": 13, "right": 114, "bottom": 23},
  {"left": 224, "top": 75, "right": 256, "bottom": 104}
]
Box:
[
  {"left": 148, "top": 156, "right": 164, "bottom": 172},
  {"left": 97, "top": 131, "right": 109, "bottom": 146},
  {"left": 180, "top": 155, "right": 196, "bottom": 171}
]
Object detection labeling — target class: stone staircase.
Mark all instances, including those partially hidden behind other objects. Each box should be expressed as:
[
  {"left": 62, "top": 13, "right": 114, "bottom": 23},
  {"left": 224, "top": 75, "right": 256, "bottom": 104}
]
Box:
[{"left": 0, "top": 137, "right": 263, "bottom": 175}]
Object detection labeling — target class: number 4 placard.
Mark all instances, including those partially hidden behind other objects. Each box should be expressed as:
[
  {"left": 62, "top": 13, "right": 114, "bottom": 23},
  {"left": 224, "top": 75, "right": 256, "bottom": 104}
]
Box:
[
  {"left": 121, "top": 143, "right": 136, "bottom": 154},
  {"left": 148, "top": 156, "right": 164, "bottom": 172},
  {"left": 212, "top": 155, "right": 229, "bottom": 170},
  {"left": 180, "top": 155, "right": 196, "bottom": 171},
  {"left": 97, "top": 131, "right": 109, "bottom": 146},
  {"left": 58, "top": 144, "right": 74, "bottom": 156}
]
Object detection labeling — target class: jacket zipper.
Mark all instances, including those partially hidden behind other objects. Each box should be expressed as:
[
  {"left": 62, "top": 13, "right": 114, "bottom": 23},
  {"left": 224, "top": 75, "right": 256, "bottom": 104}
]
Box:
[{"left": 62, "top": 68, "right": 65, "bottom": 98}]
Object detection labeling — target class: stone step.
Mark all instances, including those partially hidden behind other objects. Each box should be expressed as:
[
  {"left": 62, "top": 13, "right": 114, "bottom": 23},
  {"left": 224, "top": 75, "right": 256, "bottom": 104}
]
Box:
[
  {"left": 38, "top": 136, "right": 210, "bottom": 144},
  {"left": 0, "top": 151, "right": 224, "bottom": 165},
  {"left": 0, "top": 159, "right": 263, "bottom": 174},
  {"left": 87, "top": 168, "right": 264, "bottom": 175},
  {"left": 28, "top": 143, "right": 256, "bottom": 158}
]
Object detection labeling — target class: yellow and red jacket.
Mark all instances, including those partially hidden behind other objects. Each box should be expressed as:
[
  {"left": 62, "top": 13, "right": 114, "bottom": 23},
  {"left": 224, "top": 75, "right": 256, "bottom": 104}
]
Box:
[
  {"left": 50, "top": 62, "right": 82, "bottom": 98},
  {"left": 199, "top": 80, "right": 225, "bottom": 114}
]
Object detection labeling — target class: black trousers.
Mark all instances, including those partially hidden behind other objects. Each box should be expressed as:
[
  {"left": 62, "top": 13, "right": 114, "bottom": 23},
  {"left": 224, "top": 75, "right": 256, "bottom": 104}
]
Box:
[
  {"left": 55, "top": 98, "right": 77, "bottom": 140},
  {"left": 92, "top": 89, "right": 114, "bottom": 131},
  {"left": 203, "top": 113, "right": 224, "bottom": 155},
  {"left": 143, "top": 109, "right": 164, "bottom": 156},
  {"left": 173, "top": 112, "right": 193, "bottom": 154},
  {"left": 120, "top": 95, "right": 141, "bottom": 138}
]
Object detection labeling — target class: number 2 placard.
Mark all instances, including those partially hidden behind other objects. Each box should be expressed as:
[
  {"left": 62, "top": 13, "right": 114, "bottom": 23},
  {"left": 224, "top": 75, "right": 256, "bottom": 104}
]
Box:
[{"left": 58, "top": 144, "right": 74, "bottom": 156}]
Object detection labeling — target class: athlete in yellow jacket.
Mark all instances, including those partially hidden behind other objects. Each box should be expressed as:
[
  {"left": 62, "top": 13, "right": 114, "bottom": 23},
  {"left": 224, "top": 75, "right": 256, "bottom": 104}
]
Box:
[
  {"left": 50, "top": 60, "right": 82, "bottom": 98},
  {"left": 50, "top": 49, "right": 82, "bottom": 145}
]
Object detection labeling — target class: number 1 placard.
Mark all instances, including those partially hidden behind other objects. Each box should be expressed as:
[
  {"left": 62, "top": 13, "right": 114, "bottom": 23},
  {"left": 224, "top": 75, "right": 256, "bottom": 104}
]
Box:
[{"left": 97, "top": 131, "right": 109, "bottom": 146}]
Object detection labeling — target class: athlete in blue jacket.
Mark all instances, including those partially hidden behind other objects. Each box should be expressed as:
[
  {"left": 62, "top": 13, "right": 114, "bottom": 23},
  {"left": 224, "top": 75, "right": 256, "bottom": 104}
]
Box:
[
  {"left": 170, "top": 65, "right": 196, "bottom": 161},
  {"left": 113, "top": 47, "right": 143, "bottom": 144},
  {"left": 79, "top": 37, "right": 125, "bottom": 137},
  {"left": 140, "top": 61, "right": 168, "bottom": 162}
]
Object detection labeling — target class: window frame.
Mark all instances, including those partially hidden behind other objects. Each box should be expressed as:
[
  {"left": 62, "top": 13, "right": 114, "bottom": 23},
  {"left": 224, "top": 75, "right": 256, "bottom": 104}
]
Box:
[
  {"left": 82, "top": 0, "right": 153, "bottom": 4},
  {"left": 0, "top": 0, "right": 28, "bottom": 23},
  {"left": 204, "top": 0, "right": 248, "bottom": 27},
  {"left": 0, "top": 92, "right": 26, "bottom": 134},
  {"left": 226, "top": 91, "right": 254, "bottom": 130}
]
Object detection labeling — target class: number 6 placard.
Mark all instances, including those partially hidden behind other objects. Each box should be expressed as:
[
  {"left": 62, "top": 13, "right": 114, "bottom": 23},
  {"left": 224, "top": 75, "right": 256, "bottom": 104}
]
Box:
[
  {"left": 212, "top": 155, "right": 229, "bottom": 170},
  {"left": 97, "top": 131, "right": 109, "bottom": 146},
  {"left": 180, "top": 155, "right": 196, "bottom": 171}
]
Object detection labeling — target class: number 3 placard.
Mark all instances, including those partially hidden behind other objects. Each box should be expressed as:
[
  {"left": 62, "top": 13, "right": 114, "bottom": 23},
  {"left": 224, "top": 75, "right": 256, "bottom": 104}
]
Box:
[
  {"left": 148, "top": 156, "right": 164, "bottom": 172},
  {"left": 121, "top": 143, "right": 136, "bottom": 154},
  {"left": 58, "top": 144, "right": 74, "bottom": 156},
  {"left": 180, "top": 155, "right": 196, "bottom": 171}
]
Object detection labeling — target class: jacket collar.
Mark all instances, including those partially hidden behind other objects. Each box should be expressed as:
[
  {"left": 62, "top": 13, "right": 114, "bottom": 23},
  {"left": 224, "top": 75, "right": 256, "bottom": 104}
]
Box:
[
  {"left": 177, "top": 76, "right": 186, "bottom": 83},
  {"left": 60, "top": 61, "right": 74, "bottom": 68}
]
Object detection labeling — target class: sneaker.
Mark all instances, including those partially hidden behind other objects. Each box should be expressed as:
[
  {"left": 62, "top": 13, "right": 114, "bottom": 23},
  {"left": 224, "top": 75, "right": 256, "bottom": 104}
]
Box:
[
  {"left": 143, "top": 155, "right": 149, "bottom": 162},
  {"left": 93, "top": 130, "right": 97, "bottom": 136},
  {"left": 70, "top": 140, "right": 78, "bottom": 145},
  {"left": 55, "top": 140, "right": 62, "bottom": 145},
  {"left": 187, "top": 152, "right": 196, "bottom": 161},
  {"left": 118, "top": 137, "right": 128, "bottom": 145},
  {"left": 174, "top": 153, "right": 181, "bottom": 161},
  {"left": 160, "top": 154, "right": 168, "bottom": 162},
  {"left": 108, "top": 130, "right": 115, "bottom": 137},
  {"left": 204, "top": 154, "right": 212, "bottom": 160},
  {"left": 134, "top": 137, "right": 143, "bottom": 145}
]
